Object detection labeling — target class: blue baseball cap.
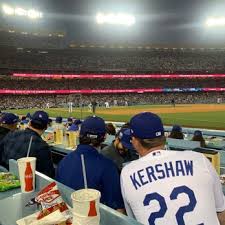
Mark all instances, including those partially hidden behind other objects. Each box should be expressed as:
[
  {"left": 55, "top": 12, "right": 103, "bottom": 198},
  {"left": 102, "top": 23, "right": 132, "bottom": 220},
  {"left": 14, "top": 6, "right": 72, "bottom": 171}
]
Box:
[
  {"left": 68, "top": 123, "right": 79, "bottom": 131},
  {"left": 0, "top": 113, "right": 19, "bottom": 125},
  {"left": 80, "top": 116, "right": 106, "bottom": 136},
  {"left": 172, "top": 125, "right": 182, "bottom": 132},
  {"left": 130, "top": 112, "right": 164, "bottom": 139},
  {"left": 31, "top": 111, "right": 49, "bottom": 126},
  {"left": 117, "top": 128, "right": 134, "bottom": 150},
  {"left": 56, "top": 116, "right": 63, "bottom": 123},
  {"left": 194, "top": 130, "right": 203, "bottom": 137}
]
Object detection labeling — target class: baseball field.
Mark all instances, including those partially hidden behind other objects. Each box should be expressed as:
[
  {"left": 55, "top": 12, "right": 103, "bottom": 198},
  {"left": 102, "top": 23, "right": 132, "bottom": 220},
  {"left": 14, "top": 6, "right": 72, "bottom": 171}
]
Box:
[{"left": 7, "top": 104, "right": 225, "bottom": 130}]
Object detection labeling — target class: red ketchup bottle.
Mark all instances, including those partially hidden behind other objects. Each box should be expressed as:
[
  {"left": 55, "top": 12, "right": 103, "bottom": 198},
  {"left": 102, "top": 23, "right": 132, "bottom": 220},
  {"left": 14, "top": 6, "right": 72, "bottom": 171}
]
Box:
[{"left": 25, "top": 162, "right": 33, "bottom": 192}]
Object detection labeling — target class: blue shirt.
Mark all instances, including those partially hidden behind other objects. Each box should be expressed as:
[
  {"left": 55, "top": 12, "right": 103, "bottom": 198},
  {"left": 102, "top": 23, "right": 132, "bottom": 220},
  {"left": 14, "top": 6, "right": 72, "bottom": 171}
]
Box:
[
  {"left": 56, "top": 144, "right": 124, "bottom": 210},
  {"left": 68, "top": 124, "right": 79, "bottom": 131}
]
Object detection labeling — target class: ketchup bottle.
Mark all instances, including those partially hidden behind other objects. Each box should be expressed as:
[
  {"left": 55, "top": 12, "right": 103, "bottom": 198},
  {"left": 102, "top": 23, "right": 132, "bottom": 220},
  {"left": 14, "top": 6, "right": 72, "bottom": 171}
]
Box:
[{"left": 25, "top": 162, "right": 33, "bottom": 192}]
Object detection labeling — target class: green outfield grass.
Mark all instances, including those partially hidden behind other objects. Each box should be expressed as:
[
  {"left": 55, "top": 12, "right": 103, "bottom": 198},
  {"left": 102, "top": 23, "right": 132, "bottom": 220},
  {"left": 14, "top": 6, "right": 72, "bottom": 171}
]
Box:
[{"left": 6, "top": 105, "right": 225, "bottom": 130}]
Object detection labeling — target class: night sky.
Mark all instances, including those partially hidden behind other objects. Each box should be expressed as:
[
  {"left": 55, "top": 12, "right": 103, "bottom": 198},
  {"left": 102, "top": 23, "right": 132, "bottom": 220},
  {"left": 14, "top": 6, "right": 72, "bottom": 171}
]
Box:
[{"left": 1, "top": 0, "right": 225, "bottom": 46}]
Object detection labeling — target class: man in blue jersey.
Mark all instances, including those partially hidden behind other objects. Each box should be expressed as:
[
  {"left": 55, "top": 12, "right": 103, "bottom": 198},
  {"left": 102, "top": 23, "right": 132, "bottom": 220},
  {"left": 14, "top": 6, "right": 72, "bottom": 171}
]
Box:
[
  {"left": 121, "top": 112, "right": 225, "bottom": 225},
  {"left": 56, "top": 116, "right": 124, "bottom": 212}
]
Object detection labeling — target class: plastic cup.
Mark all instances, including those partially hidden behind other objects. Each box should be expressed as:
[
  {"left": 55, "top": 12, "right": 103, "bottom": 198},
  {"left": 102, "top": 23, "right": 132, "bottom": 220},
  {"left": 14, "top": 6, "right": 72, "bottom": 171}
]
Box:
[
  {"left": 17, "top": 157, "right": 36, "bottom": 193},
  {"left": 72, "top": 212, "right": 100, "bottom": 225},
  {"left": 71, "top": 189, "right": 101, "bottom": 224}
]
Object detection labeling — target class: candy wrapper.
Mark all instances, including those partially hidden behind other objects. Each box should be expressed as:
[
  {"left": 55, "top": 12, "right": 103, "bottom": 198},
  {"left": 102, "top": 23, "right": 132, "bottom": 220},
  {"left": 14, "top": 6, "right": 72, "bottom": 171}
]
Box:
[
  {"left": 0, "top": 172, "right": 20, "bottom": 192},
  {"left": 35, "top": 182, "right": 72, "bottom": 225}
]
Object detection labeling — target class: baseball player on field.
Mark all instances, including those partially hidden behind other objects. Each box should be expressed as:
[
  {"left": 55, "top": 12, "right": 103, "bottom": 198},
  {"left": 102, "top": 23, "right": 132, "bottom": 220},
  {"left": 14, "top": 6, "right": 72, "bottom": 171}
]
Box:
[{"left": 121, "top": 112, "right": 225, "bottom": 225}]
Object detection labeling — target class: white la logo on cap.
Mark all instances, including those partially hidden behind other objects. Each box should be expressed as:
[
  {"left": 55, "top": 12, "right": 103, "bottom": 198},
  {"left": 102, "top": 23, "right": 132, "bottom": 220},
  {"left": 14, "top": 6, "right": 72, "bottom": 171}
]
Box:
[
  {"left": 155, "top": 131, "right": 161, "bottom": 136},
  {"left": 39, "top": 114, "right": 42, "bottom": 118},
  {"left": 119, "top": 132, "right": 123, "bottom": 139}
]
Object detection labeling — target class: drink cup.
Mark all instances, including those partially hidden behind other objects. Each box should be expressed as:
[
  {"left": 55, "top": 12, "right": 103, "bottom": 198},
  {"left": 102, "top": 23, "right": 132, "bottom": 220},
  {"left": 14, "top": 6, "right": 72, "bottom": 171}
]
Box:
[
  {"left": 71, "top": 189, "right": 101, "bottom": 225},
  {"left": 17, "top": 157, "right": 36, "bottom": 193}
]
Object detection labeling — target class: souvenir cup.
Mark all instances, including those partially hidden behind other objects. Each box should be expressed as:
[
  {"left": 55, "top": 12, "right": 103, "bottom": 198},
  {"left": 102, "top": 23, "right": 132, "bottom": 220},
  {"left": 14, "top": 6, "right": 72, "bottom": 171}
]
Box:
[
  {"left": 71, "top": 189, "right": 101, "bottom": 225},
  {"left": 17, "top": 157, "right": 36, "bottom": 193}
]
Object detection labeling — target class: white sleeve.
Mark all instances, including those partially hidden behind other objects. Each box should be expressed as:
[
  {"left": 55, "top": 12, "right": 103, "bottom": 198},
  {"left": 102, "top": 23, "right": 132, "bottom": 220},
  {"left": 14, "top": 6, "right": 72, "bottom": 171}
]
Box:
[
  {"left": 203, "top": 155, "right": 225, "bottom": 212},
  {"left": 120, "top": 170, "right": 135, "bottom": 218}
]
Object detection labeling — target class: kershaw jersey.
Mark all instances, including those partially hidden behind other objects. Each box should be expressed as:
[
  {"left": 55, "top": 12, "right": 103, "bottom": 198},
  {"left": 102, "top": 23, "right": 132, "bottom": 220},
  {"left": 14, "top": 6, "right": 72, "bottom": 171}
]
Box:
[{"left": 121, "top": 150, "right": 225, "bottom": 225}]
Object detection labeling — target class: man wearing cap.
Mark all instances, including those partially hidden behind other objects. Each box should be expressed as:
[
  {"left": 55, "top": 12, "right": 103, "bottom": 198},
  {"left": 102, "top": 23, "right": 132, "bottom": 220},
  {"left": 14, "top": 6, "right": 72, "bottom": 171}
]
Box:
[
  {"left": 68, "top": 119, "right": 82, "bottom": 132},
  {"left": 168, "top": 124, "right": 184, "bottom": 139},
  {"left": 101, "top": 128, "right": 138, "bottom": 172},
  {"left": 0, "top": 111, "right": 55, "bottom": 178},
  {"left": 120, "top": 112, "right": 225, "bottom": 225},
  {"left": 192, "top": 130, "right": 206, "bottom": 148},
  {"left": 56, "top": 116, "right": 125, "bottom": 212},
  {"left": 66, "top": 117, "right": 73, "bottom": 130},
  {"left": 0, "top": 113, "right": 19, "bottom": 141},
  {"left": 52, "top": 116, "right": 64, "bottom": 130}
]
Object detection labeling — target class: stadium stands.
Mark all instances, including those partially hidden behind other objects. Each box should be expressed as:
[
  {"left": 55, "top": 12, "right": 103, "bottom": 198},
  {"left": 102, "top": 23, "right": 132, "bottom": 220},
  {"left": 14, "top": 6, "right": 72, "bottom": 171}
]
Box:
[
  {"left": 0, "top": 30, "right": 65, "bottom": 49},
  {"left": 0, "top": 77, "right": 224, "bottom": 90},
  {"left": 1, "top": 47, "right": 225, "bottom": 74}
]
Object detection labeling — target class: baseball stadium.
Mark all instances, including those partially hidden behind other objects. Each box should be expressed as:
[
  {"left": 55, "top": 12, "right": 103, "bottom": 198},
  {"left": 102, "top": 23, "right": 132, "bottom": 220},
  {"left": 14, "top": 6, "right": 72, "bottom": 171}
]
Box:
[{"left": 1, "top": 0, "right": 225, "bottom": 225}]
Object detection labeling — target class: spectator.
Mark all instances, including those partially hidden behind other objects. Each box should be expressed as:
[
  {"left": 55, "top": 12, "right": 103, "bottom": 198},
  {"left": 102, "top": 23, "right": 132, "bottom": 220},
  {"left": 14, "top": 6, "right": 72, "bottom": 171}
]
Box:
[
  {"left": 169, "top": 125, "right": 184, "bottom": 139},
  {"left": 66, "top": 117, "right": 73, "bottom": 130},
  {"left": 56, "top": 116, "right": 125, "bottom": 212},
  {"left": 121, "top": 112, "right": 225, "bottom": 225},
  {"left": 192, "top": 130, "right": 206, "bottom": 148},
  {"left": 0, "top": 111, "right": 55, "bottom": 178},
  {"left": 101, "top": 128, "right": 138, "bottom": 172},
  {"left": 0, "top": 113, "right": 19, "bottom": 141},
  {"left": 52, "top": 116, "right": 65, "bottom": 132},
  {"left": 103, "top": 123, "right": 116, "bottom": 147}
]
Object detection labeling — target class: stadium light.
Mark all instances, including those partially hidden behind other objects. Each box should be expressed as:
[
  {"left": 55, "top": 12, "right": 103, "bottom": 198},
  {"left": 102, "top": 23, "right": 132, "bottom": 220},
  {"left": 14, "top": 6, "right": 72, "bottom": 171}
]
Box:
[
  {"left": 27, "top": 9, "right": 41, "bottom": 19},
  {"left": 206, "top": 17, "right": 225, "bottom": 27},
  {"left": 2, "top": 4, "right": 14, "bottom": 15},
  {"left": 2, "top": 3, "right": 43, "bottom": 19},
  {"left": 15, "top": 7, "right": 27, "bottom": 16},
  {"left": 96, "top": 13, "right": 136, "bottom": 26}
]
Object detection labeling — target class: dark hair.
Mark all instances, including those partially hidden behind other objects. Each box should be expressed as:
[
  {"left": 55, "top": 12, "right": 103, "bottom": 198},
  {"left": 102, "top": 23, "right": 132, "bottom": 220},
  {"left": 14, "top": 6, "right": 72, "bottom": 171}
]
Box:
[
  {"left": 106, "top": 123, "right": 116, "bottom": 135},
  {"left": 138, "top": 136, "right": 166, "bottom": 149},
  {"left": 169, "top": 131, "right": 184, "bottom": 140},
  {"left": 21, "top": 116, "right": 26, "bottom": 120},
  {"left": 192, "top": 136, "right": 206, "bottom": 148},
  {"left": 121, "top": 122, "right": 130, "bottom": 129},
  {"left": 30, "top": 120, "right": 47, "bottom": 131},
  {"left": 79, "top": 135, "right": 105, "bottom": 147}
]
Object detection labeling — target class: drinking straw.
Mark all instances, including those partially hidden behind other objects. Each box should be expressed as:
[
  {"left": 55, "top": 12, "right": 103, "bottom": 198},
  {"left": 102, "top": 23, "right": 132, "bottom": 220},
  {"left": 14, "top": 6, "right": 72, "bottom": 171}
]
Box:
[
  {"left": 81, "top": 154, "right": 88, "bottom": 189},
  {"left": 26, "top": 136, "right": 33, "bottom": 157}
]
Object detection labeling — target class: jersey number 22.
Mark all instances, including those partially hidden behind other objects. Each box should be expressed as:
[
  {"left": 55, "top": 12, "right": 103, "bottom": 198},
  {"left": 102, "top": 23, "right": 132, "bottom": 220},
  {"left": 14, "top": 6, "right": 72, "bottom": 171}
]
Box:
[{"left": 143, "top": 185, "right": 204, "bottom": 225}]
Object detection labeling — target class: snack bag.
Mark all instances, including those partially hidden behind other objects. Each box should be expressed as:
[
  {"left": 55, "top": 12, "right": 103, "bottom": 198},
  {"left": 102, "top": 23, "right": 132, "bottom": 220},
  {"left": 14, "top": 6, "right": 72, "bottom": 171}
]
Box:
[
  {"left": 0, "top": 172, "right": 20, "bottom": 192},
  {"left": 35, "top": 182, "right": 72, "bottom": 225}
]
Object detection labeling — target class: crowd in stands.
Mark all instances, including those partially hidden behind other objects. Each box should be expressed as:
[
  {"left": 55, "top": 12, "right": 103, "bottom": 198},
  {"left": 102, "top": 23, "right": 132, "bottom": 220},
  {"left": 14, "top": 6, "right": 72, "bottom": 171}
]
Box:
[
  {"left": 0, "top": 77, "right": 224, "bottom": 90},
  {"left": 0, "top": 31, "right": 65, "bottom": 49},
  {"left": 0, "top": 92, "right": 224, "bottom": 110},
  {"left": 1, "top": 48, "right": 225, "bottom": 73}
]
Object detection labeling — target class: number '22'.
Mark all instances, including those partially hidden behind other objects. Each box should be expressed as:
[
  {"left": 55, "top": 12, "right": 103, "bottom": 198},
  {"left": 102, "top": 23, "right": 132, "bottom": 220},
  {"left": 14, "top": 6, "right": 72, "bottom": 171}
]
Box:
[{"left": 143, "top": 185, "right": 204, "bottom": 225}]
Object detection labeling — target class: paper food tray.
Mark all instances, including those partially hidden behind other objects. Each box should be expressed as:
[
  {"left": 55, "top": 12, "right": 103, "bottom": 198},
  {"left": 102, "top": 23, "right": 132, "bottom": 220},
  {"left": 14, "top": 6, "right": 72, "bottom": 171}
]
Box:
[{"left": 16, "top": 205, "right": 72, "bottom": 225}]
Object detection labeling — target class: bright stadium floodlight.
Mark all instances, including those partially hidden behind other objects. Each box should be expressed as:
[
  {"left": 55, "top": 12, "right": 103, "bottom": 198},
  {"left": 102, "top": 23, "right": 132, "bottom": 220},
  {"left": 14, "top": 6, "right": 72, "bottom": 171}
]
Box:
[
  {"left": 96, "top": 13, "right": 104, "bottom": 24},
  {"left": 27, "top": 9, "right": 41, "bottom": 19},
  {"left": 2, "top": 4, "right": 14, "bottom": 15},
  {"left": 15, "top": 7, "right": 27, "bottom": 16},
  {"left": 206, "top": 17, "right": 225, "bottom": 27},
  {"left": 96, "top": 12, "right": 135, "bottom": 26},
  {"left": 2, "top": 3, "right": 42, "bottom": 19}
]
